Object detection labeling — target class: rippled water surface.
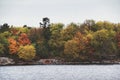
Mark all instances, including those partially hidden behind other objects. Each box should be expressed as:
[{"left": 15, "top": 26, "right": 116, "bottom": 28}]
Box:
[{"left": 0, "top": 65, "right": 120, "bottom": 80}]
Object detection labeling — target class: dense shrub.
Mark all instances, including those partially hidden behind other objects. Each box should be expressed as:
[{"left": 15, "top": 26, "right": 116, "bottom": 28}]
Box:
[{"left": 18, "top": 45, "right": 36, "bottom": 60}]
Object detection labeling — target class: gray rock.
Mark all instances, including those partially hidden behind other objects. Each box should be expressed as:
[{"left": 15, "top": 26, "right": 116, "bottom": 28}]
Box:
[
  {"left": 37, "top": 59, "right": 59, "bottom": 65},
  {"left": 0, "top": 57, "right": 15, "bottom": 65}
]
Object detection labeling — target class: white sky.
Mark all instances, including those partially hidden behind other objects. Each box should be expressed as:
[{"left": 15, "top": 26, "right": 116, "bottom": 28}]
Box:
[{"left": 0, "top": 0, "right": 120, "bottom": 27}]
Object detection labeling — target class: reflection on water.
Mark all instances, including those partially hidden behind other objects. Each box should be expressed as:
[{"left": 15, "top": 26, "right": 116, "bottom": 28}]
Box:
[{"left": 0, "top": 65, "right": 120, "bottom": 80}]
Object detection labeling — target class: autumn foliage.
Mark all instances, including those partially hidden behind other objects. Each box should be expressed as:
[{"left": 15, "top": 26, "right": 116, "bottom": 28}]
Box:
[
  {"left": 8, "top": 38, "right": 19, "bottom": 54},
  {"left": 64, "top": 32, "right": 94, "bottom": 61},
  {"left": 1, "top": 20, "right": 120, "bottom": 62},
  {"left": 18, "top": 45, "right": 36, "bottom": 60},
  {"left": 18, "top": 33, "right": 31, "bottom": 46},
  {"left": 8, "top": 32, "right": 31, "bottom": 55},
  {"left": 10, "top": 28, "right": 19, "bottom": 35}
]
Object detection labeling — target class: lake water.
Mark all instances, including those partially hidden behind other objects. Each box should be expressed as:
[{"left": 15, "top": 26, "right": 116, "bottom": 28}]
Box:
[{"left": 0, "top": 65, "right": 120, "bottom": 80}]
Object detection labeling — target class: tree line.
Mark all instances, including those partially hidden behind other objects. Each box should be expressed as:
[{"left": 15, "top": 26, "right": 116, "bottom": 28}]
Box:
[{"left": 0, "top": 20, "right": 120, "bottom": 62}]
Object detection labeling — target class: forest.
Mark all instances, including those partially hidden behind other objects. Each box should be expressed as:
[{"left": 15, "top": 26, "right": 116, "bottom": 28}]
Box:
[{"left": 0, "top": 20, "right": 120, "bottom": 63}]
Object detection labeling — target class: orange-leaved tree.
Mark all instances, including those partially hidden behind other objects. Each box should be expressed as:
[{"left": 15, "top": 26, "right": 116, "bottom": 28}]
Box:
[
  {"left": 8, "top": 33, "right": 31, "bottom": 54},
  {"left": 64, "top": 32, "right": 94, "bottom": 61},
  {"left": 64, "top": 32, "right": 87, "bottom": 61},
  {"left": 8, "top": 38, "right": 19, "bottom": 54},
  {"left": 18, "top": 33, "right": 31, "bottom": 46}
]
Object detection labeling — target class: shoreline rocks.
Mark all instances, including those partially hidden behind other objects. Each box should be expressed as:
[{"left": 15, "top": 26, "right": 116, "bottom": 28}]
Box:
[
  {"left": 0, "top": 57, "right": 120, "bottom": 66},
  {"left": 0, "top": 57, "right": 15, "bottom": 65}
]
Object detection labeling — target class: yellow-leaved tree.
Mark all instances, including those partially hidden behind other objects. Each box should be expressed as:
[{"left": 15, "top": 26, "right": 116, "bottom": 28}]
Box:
[{"left": 18, "top": 45, "right": 36, "bottom": 61}]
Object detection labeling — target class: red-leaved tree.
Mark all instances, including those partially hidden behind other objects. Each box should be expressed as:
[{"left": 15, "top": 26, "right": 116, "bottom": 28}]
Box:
[{"left": 18, "top": 33, "right": 31, "bottom": 46}]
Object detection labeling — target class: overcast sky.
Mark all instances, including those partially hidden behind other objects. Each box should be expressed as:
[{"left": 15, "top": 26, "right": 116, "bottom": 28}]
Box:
[{"left": 0, "top": 0, "right": 120, "bottom": 27}]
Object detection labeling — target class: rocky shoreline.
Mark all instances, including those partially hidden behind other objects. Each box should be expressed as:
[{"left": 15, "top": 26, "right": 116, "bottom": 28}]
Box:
[{"left": 0, "top": 57, "right": 120, "bottom": 66}]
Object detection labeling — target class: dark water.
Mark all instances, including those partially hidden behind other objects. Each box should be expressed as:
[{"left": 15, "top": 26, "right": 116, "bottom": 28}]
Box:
[{"left": 0, "top": 65, "right": 120, "bottom": 80}]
